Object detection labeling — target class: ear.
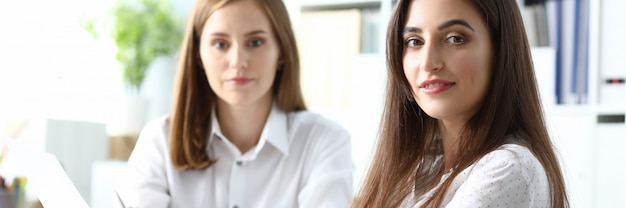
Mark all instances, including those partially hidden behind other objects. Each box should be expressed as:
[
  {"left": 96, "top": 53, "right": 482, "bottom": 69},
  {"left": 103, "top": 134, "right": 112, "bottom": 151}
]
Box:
[
  {"left": 276, "top": 56, "right": 284, "bottom": 71},
  {"left": 277, "top": 54, "right": 284, "bottom": 65}
]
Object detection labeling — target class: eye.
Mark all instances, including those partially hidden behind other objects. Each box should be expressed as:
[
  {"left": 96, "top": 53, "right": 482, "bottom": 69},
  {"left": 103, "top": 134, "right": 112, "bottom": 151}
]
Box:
[
  {"left": 445, "top": 36, "right": 465, "bottom": 45},
  {"left": 406, "top": 38, "right": 423, "bottom": 48},
  {"left": 249, "top": 39, "right": 264, "bottom": 47},
  {"left": 213, "top": 40, "right": 228, "bottom": 49}
]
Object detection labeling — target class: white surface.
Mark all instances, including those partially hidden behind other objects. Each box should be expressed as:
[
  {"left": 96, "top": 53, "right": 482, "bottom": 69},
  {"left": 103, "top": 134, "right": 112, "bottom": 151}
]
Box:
[
  {"left": 531, "top": 47, "right": 556, "bottom": 107},
  {"left": 595, "top": 121, "right": 626, "bottom": 208},
  {"left": 599, "top": 0, "right": 626, "bottom": 106}
]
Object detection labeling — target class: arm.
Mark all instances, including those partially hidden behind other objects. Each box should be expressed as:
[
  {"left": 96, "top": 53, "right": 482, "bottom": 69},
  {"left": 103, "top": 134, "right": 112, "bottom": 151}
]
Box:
[
  {"left": 122, "top": 119, "right": 171, "bottom": 208},
  {"left": 298, "top": 126, "right": 355, "bottom": 208}
]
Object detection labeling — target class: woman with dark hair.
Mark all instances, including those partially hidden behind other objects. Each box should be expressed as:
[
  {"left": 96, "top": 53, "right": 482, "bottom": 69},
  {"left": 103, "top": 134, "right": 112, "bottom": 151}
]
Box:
[
  {"left": 353, "top": 0, "right": 569, "bottom": 207},
  {"left": 125, "top": 0, "right": 354, "bottom": 207}
]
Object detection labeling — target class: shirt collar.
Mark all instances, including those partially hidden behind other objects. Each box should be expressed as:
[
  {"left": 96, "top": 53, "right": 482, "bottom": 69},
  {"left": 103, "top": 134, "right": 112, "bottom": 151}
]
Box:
[{"left": 210, "top": 102, "right": 290, "bottom": 156}]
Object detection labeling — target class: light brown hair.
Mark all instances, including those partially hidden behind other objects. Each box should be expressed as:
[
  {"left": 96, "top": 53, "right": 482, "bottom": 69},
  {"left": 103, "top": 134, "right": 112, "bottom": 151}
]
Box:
[
  {"left": 353, "top": 0, "right": 569, "bottom": 207},
  {"left": 169, "top": 0, "right": 306, "bottom": 170}
]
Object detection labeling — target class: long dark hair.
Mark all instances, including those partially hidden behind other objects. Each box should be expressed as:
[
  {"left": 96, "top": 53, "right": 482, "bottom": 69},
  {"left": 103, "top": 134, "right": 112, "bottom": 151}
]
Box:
[
  {"left": 169, "top": 0, "right": 306, "bottom": 170},
  {"left": 353, "top": 0, "right": 569, "bottom": 207}
]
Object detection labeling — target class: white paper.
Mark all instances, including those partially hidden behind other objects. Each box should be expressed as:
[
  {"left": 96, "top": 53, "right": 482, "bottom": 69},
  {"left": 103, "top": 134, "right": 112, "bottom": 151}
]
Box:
[{"left": 3, "top": 137, "right": 89, "bottom": 208}]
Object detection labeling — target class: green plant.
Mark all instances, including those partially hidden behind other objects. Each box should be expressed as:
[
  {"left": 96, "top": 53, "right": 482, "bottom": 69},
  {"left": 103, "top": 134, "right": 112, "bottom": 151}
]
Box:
[{"left": 82, "top": 0, "right": 183, "bottom": 92}]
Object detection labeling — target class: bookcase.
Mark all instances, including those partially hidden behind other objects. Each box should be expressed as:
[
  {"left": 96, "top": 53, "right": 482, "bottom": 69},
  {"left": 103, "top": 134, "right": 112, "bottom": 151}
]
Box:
[
  {"left": 287, "top": 0, "right": 626, "bottom": 207},
  {"left": 542, "top": 0, "right": 626, "bottom": 207},
  {"left": 588, "top": 0, "right": 626, "bottom": 207}
]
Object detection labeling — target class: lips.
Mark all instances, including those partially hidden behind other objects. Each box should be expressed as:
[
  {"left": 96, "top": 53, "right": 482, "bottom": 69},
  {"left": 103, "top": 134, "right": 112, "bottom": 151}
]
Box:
[
  {"left": 228, "top": 77, "right": 253, "bottom": 85},
  {"left": 418, "top": 79, "right": 455, "bottom": 94}
]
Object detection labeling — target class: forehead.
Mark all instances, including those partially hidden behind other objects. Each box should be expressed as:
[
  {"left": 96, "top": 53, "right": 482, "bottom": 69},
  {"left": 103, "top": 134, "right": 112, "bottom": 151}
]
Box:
[
  {"left": 203, "top": 0, "right": 273, "bottom": 33},
  {"left": 404, "top": 0, "right": 484, "bottom": 28}
]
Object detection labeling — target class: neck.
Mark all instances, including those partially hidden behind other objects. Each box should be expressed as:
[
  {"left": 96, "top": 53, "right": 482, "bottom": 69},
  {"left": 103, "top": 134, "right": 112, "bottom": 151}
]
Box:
[
  {"left": 216, "top": 97, "right": 272, "bottom": 154},
  {"left": 438, "top": 119, "right": 463, "bottom": 170}
]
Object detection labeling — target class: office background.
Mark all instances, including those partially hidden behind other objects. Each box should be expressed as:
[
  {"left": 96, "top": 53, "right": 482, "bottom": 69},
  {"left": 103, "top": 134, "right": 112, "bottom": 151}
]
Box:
[{"left": 0, "top": 0, "right": 625, "bottom": 207}]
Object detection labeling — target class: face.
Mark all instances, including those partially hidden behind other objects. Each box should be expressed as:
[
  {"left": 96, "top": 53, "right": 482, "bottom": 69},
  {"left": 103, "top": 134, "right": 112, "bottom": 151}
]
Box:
[
  {"left": 402, "top": 0, "right": 493, "bottom": 125},
  {"left": 199, "top": 0, "right": 281, "bottom": 107}
]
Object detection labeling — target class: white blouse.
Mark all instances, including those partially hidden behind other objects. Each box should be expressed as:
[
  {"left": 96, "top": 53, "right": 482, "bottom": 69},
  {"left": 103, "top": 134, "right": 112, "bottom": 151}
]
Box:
[
  {"left": 124, "top": 104, "right": 355, "bottom": 208},
  {"left": 403, "top": 144, "right": 550, "bottom": 208}
]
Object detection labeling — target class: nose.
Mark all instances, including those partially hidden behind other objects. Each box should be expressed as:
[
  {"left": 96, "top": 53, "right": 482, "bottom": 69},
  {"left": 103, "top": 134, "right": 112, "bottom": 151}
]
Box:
[
  {"left": 228, "top": 44, "right": 249, "bottom": 69},
  {"left": 420, "top": 43, "right": 443, "bottom": 72}
]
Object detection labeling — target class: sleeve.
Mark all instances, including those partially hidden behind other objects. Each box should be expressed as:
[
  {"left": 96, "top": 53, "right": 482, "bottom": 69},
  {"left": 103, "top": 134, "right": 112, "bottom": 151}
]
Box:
[
  {"left": 298, "top": 124, "right": 355, "bottom": 208},
  {"left": 444, "top": 149, "right": 549, "bottom": 208},
  {"left": 120, "top": 119, "right": 171, "bottom": 208}
]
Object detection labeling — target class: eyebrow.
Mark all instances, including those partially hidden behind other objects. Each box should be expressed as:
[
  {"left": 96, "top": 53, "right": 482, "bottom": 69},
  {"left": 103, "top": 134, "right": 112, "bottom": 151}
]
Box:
[
  {"left": 210, "top": 30, "right": 268, "bottom": 37},
  {"left": 403, "top": 19, "right": 475, "bottom": 34}
]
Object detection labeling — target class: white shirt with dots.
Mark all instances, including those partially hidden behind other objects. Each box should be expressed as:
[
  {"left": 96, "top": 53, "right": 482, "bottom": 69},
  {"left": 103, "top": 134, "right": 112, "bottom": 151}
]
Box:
[{"left": 405, "top": 143, "right": 550, "bottom": 208}]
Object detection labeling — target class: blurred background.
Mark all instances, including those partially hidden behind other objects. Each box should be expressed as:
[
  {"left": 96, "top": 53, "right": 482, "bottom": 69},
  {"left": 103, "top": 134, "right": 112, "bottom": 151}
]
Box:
[{"left": 0, "top": 0, "right": 624, "bottom": 207}]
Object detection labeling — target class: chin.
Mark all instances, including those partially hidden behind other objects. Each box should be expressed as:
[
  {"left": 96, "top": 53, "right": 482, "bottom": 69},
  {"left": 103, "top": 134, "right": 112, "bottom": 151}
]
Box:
[
  {"left": 420, "top": 107, "right": 452, "bottom": 120},
  {"left": 220, "top": 96, "right": 251, "bottom": 106}
]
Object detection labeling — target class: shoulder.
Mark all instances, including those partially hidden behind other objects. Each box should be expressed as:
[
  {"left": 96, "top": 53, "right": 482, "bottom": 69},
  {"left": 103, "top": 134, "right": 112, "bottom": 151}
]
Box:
[
  {"left": 127, "top": 115, "right": 172, "bottom": 174},
  {"left": 445, "top": 144, "right": 550, "bottom": 206},
  {"left": 469, "top": 144, "right": 548, "bottom": 198},
  {"left": 134, "top": 115, "right": 170, "bottom": 149},
  {"left": 142, "top": 114, "right": 170, "bottom": 133},
  {"left": 465, "top": 143, "right": 547, "bottom": 185},
  {"left": 474, "top": 144, "right": 543, "bottom": 174},
  {"left": 285, "top": 111, "right": 355, "bottom": 181},
  {"left": 287, "top": 110, "right": 350, "bottom": 139},
  {"left": 285, "top": 110, "right": 351, "bottom": 154}
]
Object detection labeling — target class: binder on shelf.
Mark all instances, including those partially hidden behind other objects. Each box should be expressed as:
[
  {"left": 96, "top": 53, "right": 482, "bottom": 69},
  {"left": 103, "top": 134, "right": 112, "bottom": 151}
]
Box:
[
  {"left": 567, "top": 0, "right": 590, "bottom": 104},
  {"left": 532, "top": 0, "right": 589, "bottom": 105},
  {"left": 558, "top": 0, "right": 579, "bottom": 104},
  {"left": 521, "top": 0, "right": 550, "bottom": 47}
]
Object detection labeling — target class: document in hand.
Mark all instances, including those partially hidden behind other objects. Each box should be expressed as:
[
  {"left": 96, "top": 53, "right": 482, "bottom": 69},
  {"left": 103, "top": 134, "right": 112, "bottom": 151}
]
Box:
[{"left": 3, "top": 137, "right": 89, "bottom": 208}]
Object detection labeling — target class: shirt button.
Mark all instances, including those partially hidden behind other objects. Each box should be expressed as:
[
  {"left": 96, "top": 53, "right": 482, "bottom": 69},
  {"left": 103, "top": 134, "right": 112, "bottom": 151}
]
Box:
[{"left": 236, "top": 161, "right": 242, "bottom": 166}]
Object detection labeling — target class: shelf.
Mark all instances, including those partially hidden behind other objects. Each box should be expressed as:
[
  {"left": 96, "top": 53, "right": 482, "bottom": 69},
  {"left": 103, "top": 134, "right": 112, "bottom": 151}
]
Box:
[
  {"left": 298, "top": 0, "right": 381, "bottom": 11},
  {"left": 595, "top": 106, "right": 626, "bottom": 116},
  {"left": 544, "top": 105, "right": 592, "bottom": 115}
]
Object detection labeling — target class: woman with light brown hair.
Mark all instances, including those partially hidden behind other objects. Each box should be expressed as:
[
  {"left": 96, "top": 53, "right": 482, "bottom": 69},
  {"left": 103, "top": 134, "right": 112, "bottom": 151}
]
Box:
[
  {"left": 125, "top": 0, "right": 354, "bottom": 207},
  {"left": 353, "top": 0, "right": 569, "bottom": 207}
]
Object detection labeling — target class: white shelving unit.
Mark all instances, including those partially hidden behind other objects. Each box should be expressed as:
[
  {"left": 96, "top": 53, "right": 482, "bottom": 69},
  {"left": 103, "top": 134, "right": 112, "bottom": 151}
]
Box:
[
  {"left": 590, "top": 1, "right": 626, "bottom": 207},
  {"left": 527, "top": 0, "right": 626, "bottom": 207}
]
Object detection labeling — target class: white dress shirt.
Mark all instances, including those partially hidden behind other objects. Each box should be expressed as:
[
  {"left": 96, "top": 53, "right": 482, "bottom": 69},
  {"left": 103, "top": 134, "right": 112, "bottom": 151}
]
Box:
[
  {"left": 402, "top": 144, "right": 550, "bottom": 207},
  {"left": 124, "top": 104, "right": 355, "bottom": 208}
]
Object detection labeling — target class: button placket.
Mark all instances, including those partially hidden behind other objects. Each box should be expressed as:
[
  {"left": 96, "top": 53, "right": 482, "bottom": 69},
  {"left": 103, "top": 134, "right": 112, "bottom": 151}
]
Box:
[{"left": 229, "top": 159, "right": 244, "bottom": 208}]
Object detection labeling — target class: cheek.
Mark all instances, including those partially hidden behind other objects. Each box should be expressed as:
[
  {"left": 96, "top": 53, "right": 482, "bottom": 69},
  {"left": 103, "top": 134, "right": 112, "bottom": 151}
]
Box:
[
  {"left": 453, "top": 50, "right": 490, "bottom": 80},
  {"left": 199, "top": 51, "right": 224, "bottom": 86},
  {"left": 455, "top": 53, "right": 492, "bottom": 101},
  {"left": 252, "top": 50, "right": 280, "bottom": 78},
  {"left": 253, "top": 54, "right": 277, "bottom": 70},
  {"left": 477, "top": 61, "right": 492, "bottom": 86}
]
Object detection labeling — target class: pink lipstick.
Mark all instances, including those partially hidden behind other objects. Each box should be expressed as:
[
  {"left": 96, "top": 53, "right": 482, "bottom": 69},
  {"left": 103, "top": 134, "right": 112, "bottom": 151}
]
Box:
[{"left": 418, "top": 79, "right": 455, "bottom": 95}]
